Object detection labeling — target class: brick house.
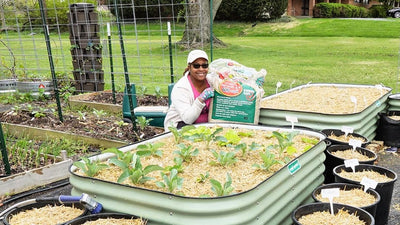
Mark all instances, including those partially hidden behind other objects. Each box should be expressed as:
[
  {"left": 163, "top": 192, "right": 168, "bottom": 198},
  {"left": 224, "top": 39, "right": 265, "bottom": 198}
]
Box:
[{"left": 287, "top": 0, "right": 381, "bottom": 17}]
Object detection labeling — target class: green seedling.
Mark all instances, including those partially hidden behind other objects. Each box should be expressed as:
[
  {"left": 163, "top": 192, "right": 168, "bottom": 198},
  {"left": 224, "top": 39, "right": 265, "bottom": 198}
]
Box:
[
  {"left": 73, "top": 156, "right": 108, "bottom": 177},
  {"left": 168, "top": 125, "right": 195, "bottom": 143},
  {"left": 217, "top": 129, "right": 241, "bottom": 147},
  {"left": 210, "top": 150, "right": 237, "bottom": 166},
  {"left": 234, "top": 141, "right": 261, "bottom": 157},
  {"left": 301, "top": 137, "right": 319, "bottom": 152},
  {"left": 110, "top": 153, "right": 163, "bottom": 184},
  {"left": 164, "top": 157, "right": 184, "bottom": 173},
  {"left": 136, "top": 116, "right": 153, "bottom": 130},
  {"left": 174, "top": 143, "right": 199, "bottom": 162},
  {"left": 103, "top": 147, "right": 134, "bottom": 165},
  {"left": 210, "top": 173, "right": 234, "bottom": 197},
  {"left": 253, "top": 149, "right": 283, "bottom": 172},
  {"left": 154, "top": 86, "right": 162, "bottom": 99},
  {"left": 138, "top": 85, "right": 147, "bottom": 96},
  {"left": 270, "top": 131, "right": 300, "bottom": 158},
  {"left": 196, "top": 172, "right": 210, "bottom": 183},
  {"left": 77, "top": 111, "right": 87, "bottom": 121},
  {"left": 93, "top": 108, "right": 107, "bottom": 119},
  {"left": 186, "top": 126, "right": 223, "bottom": 150},
  {"left": 136, "top": 142, "right": 164, "bottom": 157},
  {"left": 156, "top": 168, "right": 184, "bottom": 193}
]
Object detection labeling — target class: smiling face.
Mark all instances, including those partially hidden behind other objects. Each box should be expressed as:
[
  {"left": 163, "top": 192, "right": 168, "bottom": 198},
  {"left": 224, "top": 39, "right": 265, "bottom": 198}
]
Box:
[{"left": 189, "top": 58, "right": 209, "bottom": 83}]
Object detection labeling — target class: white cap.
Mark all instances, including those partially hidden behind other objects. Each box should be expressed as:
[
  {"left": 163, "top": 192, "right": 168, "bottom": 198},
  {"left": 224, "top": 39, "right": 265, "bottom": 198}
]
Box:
[{"left": 187, "top": 50, "right": 208, "bottom": 64}]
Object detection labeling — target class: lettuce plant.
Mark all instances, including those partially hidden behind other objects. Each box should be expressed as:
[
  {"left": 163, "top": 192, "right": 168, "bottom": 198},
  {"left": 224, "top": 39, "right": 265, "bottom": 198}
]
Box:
[
  {"left": 210, "top": 150, "right": 237, "bottom": 166},
  {"left": 210, "top": 173, "right": 234, "bottom": 197},
  {"left": 253, "top": 149, "right": 283, "bottom": 172},
  {"left": 73, "top": 156, "right": 108, "bottom": 177},
  {"left": 136, "top": 142, "right": 164, "bottom": 157},
  {"left": 156, "top": 169, "right": 184, "bottom": 193},
  {"left": 174, "top": 143, "right": 199, "bottom": 162}
]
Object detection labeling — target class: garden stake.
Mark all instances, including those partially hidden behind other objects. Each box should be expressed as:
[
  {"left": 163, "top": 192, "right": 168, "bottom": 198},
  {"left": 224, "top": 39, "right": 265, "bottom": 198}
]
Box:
[
  {"left": 0, "top": 121, "right": 10, "bottom": 175},
  {"left": 107, "top": 23, "right": 117, "bottom": 104},
  {"left": 113, "top": 0, "right": 136, "bottom": 130},
  {"left": 38, "top": 0, "right": 63, "bottom": 122},
  {"left": 167, "top": 22, "right": 174, "bottom": 83}
]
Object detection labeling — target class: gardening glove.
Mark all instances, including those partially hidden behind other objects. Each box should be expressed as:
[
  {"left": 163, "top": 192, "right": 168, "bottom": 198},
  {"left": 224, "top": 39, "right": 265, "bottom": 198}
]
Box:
[
  {"left": 198, "top": 87, "right": 214, "bottom": 102},
  {"left": 256, "top": 77, "right": 264, "bottom": 88}
]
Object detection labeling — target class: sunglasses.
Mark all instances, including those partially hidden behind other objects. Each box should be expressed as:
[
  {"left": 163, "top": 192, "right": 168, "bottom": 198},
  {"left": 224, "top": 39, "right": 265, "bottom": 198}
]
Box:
[{"left": 192, "top": 63, "right": 209, "bottom": 69}]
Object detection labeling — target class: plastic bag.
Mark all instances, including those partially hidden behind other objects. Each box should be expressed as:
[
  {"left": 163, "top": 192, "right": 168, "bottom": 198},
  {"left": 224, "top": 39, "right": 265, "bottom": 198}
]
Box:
[{"left": 208, "top": 58, "right": 267, "bottom": 94}]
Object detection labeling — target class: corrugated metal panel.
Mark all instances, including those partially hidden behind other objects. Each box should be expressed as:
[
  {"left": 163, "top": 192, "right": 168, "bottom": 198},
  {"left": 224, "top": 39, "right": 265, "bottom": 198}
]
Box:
[
  {"left": 259, "top": 84, "right": 391, "bottom": 141},
  {"left": 69, "top": 124, "right": 326, "bottom": 225},
  {"left": 388, "top": 93, "right": 400, "bottom": 111}
]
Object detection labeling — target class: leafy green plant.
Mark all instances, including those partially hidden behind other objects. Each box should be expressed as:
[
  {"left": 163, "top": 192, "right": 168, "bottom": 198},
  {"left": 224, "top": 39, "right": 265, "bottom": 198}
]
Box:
[
  {"left": 210, "top": 150, "right": 237, "bottom": 166},
  {"left": 253, "top": 149, "right": 283, "bottom": 171},
  {"left": 156, "top": 168, "right": 184, "bottom": 193},
  {"left": 269, "top": 131, "right": 300, "bottom": 157},
  {"left": 210, "top": 173, "right": 234, "bottom": 197},
  {"left": 174, "top": 143, "right": 199, "bottom": 162},
  {"left": 31, "top": 107, "right": 47, "bottom": 118},
  {"left": 186, "top": 126, "right": 223, "bottom": 150},
  {"left": 92, "top": 108, "right": 107, "bottom": 119},
  {"left": 135, "top": 116, "right": 153, "bottom": 130},
  {"left": 217, "top": 129, "right": 241, "bottom": 147},
  {"left": 138, "top": 85, "right": 147, "bottom": 96},
  {"left": 136, "top": 142, "right": 164, "bottom": 157},
  {"left": 73, "top": 157, "right": 109, "bottom": 177},
  {"left": 234, "top": 141, "right": 261, "bottom": 157},
  {"left": 196, "top": 172, "right": 210, "bottom": 183},
  {"left": 103, "top": 147, "right": 134, "bottom": 165},
  {"left": 109, "top": 153, "right": 163, "bottom": 184},
  {"left": 154, "top": 86, "right": 162, "bottom": 99},
  {"left": 77, "top": 111, "right": 87, "bottom": 121},
  {"left": 168, "top": 125, "right": 195, "bottom": 144},
  {"left": 164, "top": 157, "right": 184, "bottom": 173}
]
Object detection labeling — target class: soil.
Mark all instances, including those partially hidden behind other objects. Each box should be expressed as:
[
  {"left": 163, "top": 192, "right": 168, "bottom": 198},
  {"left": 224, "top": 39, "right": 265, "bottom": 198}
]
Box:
[{"left": 0, "top": 92, "right": 166, "bottom": 176}]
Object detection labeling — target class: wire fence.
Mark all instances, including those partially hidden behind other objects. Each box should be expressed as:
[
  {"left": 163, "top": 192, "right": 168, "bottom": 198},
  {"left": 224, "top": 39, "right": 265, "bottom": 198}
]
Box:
[{"left": 0, "top": 0, "right": 204, "bottom": 95}]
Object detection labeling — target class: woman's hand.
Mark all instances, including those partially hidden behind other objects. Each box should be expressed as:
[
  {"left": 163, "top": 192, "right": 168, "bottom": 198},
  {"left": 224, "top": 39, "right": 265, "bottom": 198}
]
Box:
[{"left": 198, "top": 87, "right": 214, "bottom": 103}]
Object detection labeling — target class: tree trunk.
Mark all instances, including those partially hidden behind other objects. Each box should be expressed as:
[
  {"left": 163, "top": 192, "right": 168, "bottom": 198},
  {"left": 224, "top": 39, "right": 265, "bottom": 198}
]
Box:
[{"left": 178, "top": 0, "right": 225, "bottom": 49}]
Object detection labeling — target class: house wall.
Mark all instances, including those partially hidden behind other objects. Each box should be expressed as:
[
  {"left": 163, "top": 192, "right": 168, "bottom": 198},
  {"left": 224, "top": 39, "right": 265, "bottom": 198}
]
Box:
[{"left": 287, "top": 0, "right": 381, "bottom": 17}]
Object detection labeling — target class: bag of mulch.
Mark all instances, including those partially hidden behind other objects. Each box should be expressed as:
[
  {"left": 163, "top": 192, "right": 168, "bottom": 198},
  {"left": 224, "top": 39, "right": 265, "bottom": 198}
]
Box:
[{"left": 207, "top": 58, "right": 267, "bottom": 124}]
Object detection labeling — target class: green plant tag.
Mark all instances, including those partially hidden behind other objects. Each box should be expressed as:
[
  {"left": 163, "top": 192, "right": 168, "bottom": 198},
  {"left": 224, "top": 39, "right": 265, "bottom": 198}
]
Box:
[{"left": 287, "top": 159, "right": 301, "bottom": 175}]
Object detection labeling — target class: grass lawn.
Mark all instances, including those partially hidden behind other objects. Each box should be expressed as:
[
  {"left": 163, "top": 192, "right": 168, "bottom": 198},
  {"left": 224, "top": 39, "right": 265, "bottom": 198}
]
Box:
[{"left": 0, "top": 18, "right": 399, "bottom": 96}]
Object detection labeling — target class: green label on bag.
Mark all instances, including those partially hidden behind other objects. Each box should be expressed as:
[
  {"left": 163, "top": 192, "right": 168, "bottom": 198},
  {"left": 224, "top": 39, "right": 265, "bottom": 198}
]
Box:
[
  {"left": 211, "top": 84, "right": 256, "bottom": 123},
  {"left": 288, "top": 159, "right": 301, "bottom": 175}
]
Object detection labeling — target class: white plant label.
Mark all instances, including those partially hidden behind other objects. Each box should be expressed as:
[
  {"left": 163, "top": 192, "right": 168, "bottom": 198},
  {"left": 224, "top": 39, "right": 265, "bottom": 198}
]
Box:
[
  {"left": 350, "top": 96, "right": 357, "bottom": 113},
  {"left": 321, "top": 188, "right": 340, "bottom": 215},
  {"left": 341, "top": 126, "right": 353, "bottom": 137},
  {"left": 361, "top": 177, "right": 378, "bottom": 192},
  {"left": 107, "top": 23, "right": 111, "bottom": 36},
  {"left": 344, "top": 158, "right": 359, "bottom": 173},
  {"left": 285, "top": 115, "right": 298, "bottom": 130},
  {"left": 275, "top": 81, "right": 282, "bottom": 94},
  {"left": 349, "top": 139, "right": 362, "bottom": 151}
]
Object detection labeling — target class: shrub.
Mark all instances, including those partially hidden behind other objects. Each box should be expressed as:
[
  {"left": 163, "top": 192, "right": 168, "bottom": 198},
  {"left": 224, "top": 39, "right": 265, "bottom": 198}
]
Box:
[
  {"left": 313, "top": 3, "right": 368, "bottom": 18},
  {"left": 369, "top": 5, "right": 388, "bottom": 18}
]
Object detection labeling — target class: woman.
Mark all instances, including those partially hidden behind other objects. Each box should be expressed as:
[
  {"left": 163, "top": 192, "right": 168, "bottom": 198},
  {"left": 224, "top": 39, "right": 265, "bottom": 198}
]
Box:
[{"left": 164, "top": 50, "right": 214, "bottom": 131}]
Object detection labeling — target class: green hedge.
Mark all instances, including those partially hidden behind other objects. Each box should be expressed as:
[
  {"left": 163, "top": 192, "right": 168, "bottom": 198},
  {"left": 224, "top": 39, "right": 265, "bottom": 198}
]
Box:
[
  {"left": 313, "top": 3, "right": 369, "bottom": 18},
  {"left": 369, "top": 5, "right": 388, "bottom": 18}
]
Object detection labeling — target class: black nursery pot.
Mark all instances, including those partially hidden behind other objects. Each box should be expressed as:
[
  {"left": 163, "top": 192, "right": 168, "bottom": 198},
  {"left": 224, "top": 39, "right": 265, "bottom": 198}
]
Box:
[
  {"left": 333, "top": 164, "right": 397, "bottom": 225},
  {"left": 323, "top": 144, "right": 377, "bottom": 184},
  {"left": 3, "top": 202, "right": 87, "bottom": 225},
  {"left": 312, "top": 183, "right": 380, "bottom": 219},
  {"left": 65, "top": 212, "right": 144, "bottom": 225},
  {"left": 292, "top": 202, "right": 374, "bottom": 225},
  {"left": 321, "top": 129, "right": 369, "bottom": 146},
  {"left": 375, "top": 111, "right": 400, "bottom": 147}
]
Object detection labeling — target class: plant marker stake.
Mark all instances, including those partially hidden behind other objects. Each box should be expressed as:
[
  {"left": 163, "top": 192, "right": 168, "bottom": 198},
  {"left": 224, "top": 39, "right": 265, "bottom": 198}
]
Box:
[
  {"left": 168, "top": 21, "right": 174, "bottom": 83},
  {"left": 321, "top": 188, "right": 340, "bottom": 215},
  {"left": 350, "top": 96, "right": 357, "bottom": 113},
  {"left": 0, "top": 121, "right": 10, "bottom": 175},
  {"left": 38, "top": 0, "right": 63, "bottom": 122},
  {"left": 344, "top": 158, "right": 359, "bottom": 173},
  {"left": 341, "top": 126, "right": 353, "bottom": 137},
  {"left": 285, "top": 115, "right": 298, "bottom": 130},
  {"left": 275, "top": 81, "right": 282, "bottom": 94},
  {"left": 113, "top": 0, "right": 136, "bottom": 131},
  {"left": 375, "top": 84, "right": 383, "bottom": 96},
  {"left": 349, "top": 139, "right": 362, "bottom": 151},
  {"left": 107, "top": 23, "right": 116, "bottom": 104},
  {"left": 361, "top": 177, "right": 378, "bottom": 192}
]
